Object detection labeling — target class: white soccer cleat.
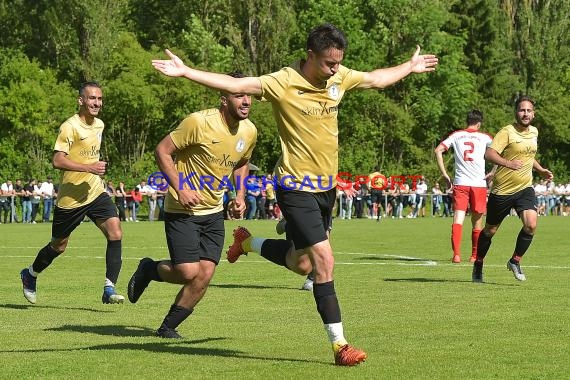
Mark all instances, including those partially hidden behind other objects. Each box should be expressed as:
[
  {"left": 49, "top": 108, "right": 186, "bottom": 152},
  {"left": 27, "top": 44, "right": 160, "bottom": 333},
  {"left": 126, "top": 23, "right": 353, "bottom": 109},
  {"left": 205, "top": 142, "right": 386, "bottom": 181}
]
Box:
[
  {"left": 506, "top": 260, "right": 526, "bottom": 281},
  {"left": 301, "top": 277, "right": 314, "bottom": 291}
]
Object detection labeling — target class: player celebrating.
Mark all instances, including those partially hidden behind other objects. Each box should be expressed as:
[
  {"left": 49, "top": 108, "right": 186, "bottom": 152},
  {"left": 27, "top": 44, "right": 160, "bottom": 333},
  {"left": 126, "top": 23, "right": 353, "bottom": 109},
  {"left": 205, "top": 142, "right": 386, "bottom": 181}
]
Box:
[
  {"left": 472, "top": 96, "right": 552, "bottom": 283},
  {"left": 126, "top": 72, "right": 257, "bottom": 339},
  {"left": 152, "top": 23, "right": 437, "bottom": 365},
  {"left": 435, "top": 109, "right": 493, "bottom": 263},
  {"left": 20, "top": 82, "right": 125, "bottom": 305}
]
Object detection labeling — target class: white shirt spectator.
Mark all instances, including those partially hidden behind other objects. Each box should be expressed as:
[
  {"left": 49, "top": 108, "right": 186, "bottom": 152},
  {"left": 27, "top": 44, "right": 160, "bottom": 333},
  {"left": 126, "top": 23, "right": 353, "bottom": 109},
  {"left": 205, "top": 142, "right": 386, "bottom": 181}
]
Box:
[
  {"left": 534, "top": 182, "right": 546, "bottom": 196},
  {"left": 39, "top": 180, "right": 55, "bottom": 199},
  {"left": 1, "top": 181, "right": 14, "bottom": 200},
  {"left": 415, "top": 181, "right": 428, "bottom": 194}
]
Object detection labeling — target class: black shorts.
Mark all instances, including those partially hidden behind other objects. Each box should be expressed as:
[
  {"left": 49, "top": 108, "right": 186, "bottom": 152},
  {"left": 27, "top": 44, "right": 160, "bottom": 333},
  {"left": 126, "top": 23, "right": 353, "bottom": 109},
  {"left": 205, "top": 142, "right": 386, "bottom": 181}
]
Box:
[
  {"left": 164, "top": 211, "right": 224, "bottom": 265},
  {"left": 486, "top": 187, "right": 537, "bottom": 226},
  {"left": 370, "top": 189, "right": 384, "bottom": 205},
  {"left": 52, "top": 193, "right": 118, "bottom": 239},
  {"left": 276, "top": 186, "right": 335, "bottom": 250}
]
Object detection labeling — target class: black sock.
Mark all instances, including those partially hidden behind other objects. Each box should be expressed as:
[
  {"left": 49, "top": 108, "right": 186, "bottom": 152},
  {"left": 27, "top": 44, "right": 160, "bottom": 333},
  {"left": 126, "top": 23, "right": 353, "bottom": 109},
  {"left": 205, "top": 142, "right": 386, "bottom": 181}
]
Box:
[
  {"left": 313, "top": 281, "right": 341, "bottom": 324},
  {"left": 32, "top": 244, "right": 62, "bottom": 273},
  {"left": 160, "top": 304, "right": 193, "bottom": 330},
  {"left": 105, "top": 240, "right": 122, "bottom": 285},
  {"left": 260, "top": 239, "right": 293, "bottom": 268},
  {"left": 476, "top": 230, "right": 493, "bottom": 261},
  {"left": 307, "top": 271, "right": 314, "bottom": 281},
  {"left": 145, "top": 260, "right": 164, "bottom": 282},
  {"left": 513, "top": 229, "right": 534, "bottom": 259}
]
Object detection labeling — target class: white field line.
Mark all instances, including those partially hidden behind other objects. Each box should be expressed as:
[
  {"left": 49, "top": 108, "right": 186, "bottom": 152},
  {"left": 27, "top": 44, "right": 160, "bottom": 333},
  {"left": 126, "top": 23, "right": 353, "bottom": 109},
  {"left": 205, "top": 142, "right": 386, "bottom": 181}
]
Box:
[{"left": 3, "top": 248, "right": 570, "bottom": 269}]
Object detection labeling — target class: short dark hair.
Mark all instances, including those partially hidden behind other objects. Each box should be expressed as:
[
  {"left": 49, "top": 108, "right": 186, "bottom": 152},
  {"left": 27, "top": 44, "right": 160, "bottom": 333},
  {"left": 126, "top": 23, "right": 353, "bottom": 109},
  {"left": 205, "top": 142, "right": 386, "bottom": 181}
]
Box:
[
  {"left": 306, "top": 23, "right": 348, "bottom": 54},
  {"left": 515, "top": 95, "right": 535, "bottom": 111},
  {"left": 466, "top": 109, "right": 483, "bottom": 125},
  {"left": 79, "top": 81, "right": 101, "bottom": 97},
  {"left": 221, "top": 71, "right": 246, "bottom": 96}
]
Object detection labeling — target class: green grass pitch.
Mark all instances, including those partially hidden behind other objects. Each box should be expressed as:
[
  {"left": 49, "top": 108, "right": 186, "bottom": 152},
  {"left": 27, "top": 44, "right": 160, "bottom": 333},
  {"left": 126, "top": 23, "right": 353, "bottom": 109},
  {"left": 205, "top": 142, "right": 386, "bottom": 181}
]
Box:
[{"left": 1, "top": 216, "right": 568, "bottom": 379}]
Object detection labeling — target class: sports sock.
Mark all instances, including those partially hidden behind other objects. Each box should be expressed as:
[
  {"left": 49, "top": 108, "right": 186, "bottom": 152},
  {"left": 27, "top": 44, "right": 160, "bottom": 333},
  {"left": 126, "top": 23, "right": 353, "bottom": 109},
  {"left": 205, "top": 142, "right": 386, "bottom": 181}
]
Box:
[
  {"left": 248, "top": 237, "right": 265, "bottom": 253},
  {"left": 313, "top": 281, "right": 342, "bottom": 324},
  {"left": 28, "top": 266, "right": 38, "bottom": 277},
  {"left": 32, "top": 243, "right": 62, "bottom": 273},
  {"left": 471, "top": 229, "right": 482, "bottom": 257},
  {"left": 327, "top": 323, "right": 348, "bottom": 349},
  {"left": 476, "top": 230, "right": 493, "bottom": 261},
  {"left": 513, "top": 229, "right": 533, "bottom": 258},
  {"left": 259, "top": 239, "right": 293, "bottom": 267},
  {"left": 105, "top": 240, "right": 122, "bottom": 285},
  {"left": 145, "top": 260, "right": 164, "bottom": 282},
  {"left": 313, "top": 281, "right": 347, "bottom": 347},
  {"left": 451, "top": 223, "right": 462, "bottom": 256},
  {"left": 160, "top": 304, "right": 193, "bottom": 330}
]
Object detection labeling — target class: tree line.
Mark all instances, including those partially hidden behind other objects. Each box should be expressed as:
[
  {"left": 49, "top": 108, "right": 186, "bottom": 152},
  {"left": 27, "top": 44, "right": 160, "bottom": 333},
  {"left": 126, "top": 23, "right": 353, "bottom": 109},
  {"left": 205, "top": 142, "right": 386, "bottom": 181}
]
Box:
[{"left": 1, "top": 0, "right": 568, "bottom": 187}]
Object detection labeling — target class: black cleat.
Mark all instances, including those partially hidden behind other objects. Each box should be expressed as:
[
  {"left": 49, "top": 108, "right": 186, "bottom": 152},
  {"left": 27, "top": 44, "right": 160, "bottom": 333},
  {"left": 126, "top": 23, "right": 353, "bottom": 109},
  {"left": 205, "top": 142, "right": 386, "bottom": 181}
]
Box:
[
  {"left": 156, "top": 326, "right": 184, "bottom": 339},
  {"left": 127, "top": 257, "right": 153, "bottom": 303},
  {"left": 472, "top": 261, "right": 484, "bottom": 283}
]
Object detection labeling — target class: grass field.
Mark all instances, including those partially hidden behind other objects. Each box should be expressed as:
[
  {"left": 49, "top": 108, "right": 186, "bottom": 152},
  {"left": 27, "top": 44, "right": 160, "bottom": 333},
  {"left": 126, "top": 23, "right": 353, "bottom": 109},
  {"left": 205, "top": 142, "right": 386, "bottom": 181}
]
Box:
[{"left": 1, "top": 216, "right": 568, "bottom": 379}]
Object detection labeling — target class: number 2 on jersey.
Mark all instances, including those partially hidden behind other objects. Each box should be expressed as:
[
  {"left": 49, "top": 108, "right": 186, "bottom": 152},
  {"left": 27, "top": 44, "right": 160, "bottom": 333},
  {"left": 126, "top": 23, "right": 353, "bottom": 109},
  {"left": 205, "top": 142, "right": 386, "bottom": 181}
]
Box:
[{"left": 463, "top": 141, "right": 474, "bottom": 161}]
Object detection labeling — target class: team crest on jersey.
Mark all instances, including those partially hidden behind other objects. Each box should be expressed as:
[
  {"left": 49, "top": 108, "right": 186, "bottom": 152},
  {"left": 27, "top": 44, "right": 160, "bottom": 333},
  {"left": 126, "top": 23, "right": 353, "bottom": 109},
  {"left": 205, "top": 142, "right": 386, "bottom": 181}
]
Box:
[
  {"left": 328, "top": 83, "right": 340, "bottom": 100},
  {"left": 235, "top": 138, "right": 245, "bottom": 153}
]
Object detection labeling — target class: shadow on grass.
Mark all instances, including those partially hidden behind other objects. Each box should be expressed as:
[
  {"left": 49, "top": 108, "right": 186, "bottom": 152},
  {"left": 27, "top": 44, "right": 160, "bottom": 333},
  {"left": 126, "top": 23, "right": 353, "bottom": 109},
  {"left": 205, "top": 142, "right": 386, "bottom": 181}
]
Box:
[
  {"left": 0, "top": 303, "right": 112, "bottom": 313},
  {"left": 384, "top": 278, "right": 519, "bottom": 286},
  {"left": 354, "top": 255, "right": 435, "bottom": 262},
  {"left": 0, "top": 336, "right": 330, "bottom": 365},
  {"left": 46, "top": 324, "right": 157, "bottom": 337},
  {"left": 209, "top": 283, "right": 298, "bottom": 290}
]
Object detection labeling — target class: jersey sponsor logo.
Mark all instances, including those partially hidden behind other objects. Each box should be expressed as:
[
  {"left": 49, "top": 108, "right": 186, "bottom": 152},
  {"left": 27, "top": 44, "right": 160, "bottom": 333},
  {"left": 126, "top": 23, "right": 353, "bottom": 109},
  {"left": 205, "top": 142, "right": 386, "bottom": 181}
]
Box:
[
  {"left": 205, "top": 153, "right": 239, "bottom": 168},
  {"left": 301, "top": 101, "right": 338, "bottom": 116},
  {"left": 79, "top": 146, "right": 100, "bottom": 158},
  {"left": 235, "top": 138, "right": 245, "bottom": 153},
  {"left": 328, "top": 83, "right": 340, "bottom": 100}
]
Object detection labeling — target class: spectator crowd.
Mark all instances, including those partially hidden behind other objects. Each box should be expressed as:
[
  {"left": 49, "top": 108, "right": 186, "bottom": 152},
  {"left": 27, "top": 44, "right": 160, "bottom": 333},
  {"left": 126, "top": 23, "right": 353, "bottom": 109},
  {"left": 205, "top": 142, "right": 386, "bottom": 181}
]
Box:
[{"left": 3, "top": 175, "right": 570, "bottom": 225}]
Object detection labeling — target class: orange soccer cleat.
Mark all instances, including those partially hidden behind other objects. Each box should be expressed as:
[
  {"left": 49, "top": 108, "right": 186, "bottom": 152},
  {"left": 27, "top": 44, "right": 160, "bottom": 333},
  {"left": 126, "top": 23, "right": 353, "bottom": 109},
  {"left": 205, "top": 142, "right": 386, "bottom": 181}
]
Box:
[
  {"left": 226, "top": 226, "right": 251, "bottom": 263},
  {"left": 334, "top": 344, "right": 367, "bottom": 366}
]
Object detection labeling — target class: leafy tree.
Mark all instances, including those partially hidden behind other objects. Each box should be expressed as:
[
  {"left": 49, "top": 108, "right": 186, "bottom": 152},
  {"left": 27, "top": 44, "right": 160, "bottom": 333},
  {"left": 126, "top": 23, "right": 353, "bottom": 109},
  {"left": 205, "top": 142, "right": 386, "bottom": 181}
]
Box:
[{"left": 0, "top": 49, "right": 74, "bottom": 179}]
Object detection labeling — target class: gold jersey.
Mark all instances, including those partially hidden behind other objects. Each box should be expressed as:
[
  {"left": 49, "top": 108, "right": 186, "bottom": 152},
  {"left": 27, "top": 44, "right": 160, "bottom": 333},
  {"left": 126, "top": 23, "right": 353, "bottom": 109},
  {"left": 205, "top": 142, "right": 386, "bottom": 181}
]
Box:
[
  {"left": 165, "top": 108, "right": 257, "bottom": 215},
  {"left": 490, "top": 124, "right": 538, "bottom": 195},
  {"left": 368, "top": 171, "right": 385, "bottom": 189},
  {"left": 54, "top": 114, "right": 106, "bottom": 209},
  {"left": 259, "top": 62, "right": 365, "bottom": 192}
]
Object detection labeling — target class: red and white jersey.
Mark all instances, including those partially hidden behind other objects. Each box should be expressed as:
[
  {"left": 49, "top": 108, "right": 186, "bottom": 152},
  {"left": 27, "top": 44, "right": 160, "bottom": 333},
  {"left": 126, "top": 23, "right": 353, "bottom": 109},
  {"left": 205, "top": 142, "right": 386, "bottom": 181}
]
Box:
[{"left": 439, "top": 129, "right": 493, "bottom": 187}]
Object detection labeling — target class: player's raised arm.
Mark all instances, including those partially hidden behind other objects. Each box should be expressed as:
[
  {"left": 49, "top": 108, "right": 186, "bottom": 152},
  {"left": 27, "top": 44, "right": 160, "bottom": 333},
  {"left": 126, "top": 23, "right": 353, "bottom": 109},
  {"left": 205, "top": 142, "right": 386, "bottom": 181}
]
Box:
[
  {"left": 152, "top": 49, "right": 263, "bottom": 96},
  {"left": 358, "top": 46, "right": 438, "bottom": 89}
]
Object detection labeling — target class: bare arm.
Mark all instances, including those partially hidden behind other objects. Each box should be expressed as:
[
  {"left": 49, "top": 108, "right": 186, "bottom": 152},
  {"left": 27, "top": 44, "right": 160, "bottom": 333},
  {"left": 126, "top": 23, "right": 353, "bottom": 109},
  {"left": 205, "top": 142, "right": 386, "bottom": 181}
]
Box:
[
  {"left": 434, "top": 144, "right": 452, "bottom": 187},
  {"left": 52, "top": 151, "right": 107, "bottom": 176},
  {"left": 358, "top": 46, "right": 438, "bottom": 89},
  {"left": 152, "top": 49, "right": 263, "bottom": 96},
  {"left": 484, "top": 147, "right": 523, "bottom": 170},
  {"left": 154, "top": 134, "right": 204, "bottom": 208},
  {"left": 230, "top": 160, "right": 250, "bottom": 219},
  {"left": 533, "top": 160, "right": 553, "bottom": 180}
]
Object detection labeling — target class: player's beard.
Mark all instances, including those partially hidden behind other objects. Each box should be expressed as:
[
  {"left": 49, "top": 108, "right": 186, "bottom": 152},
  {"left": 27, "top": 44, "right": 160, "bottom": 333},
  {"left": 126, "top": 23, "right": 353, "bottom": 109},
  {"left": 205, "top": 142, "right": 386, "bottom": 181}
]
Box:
[
  {"left": 229, "top": 106, "right": 249, "bottom": 121},
  {"left": 516, "top": 115, "right": 533, "bottom": 127}
]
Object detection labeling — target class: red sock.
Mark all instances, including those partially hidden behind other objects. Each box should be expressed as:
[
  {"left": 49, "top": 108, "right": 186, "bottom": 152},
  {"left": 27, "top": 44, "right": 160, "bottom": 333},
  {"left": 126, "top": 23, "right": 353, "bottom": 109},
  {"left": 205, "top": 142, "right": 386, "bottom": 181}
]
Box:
[
  {"left": 451, "top": 224, "right": 463, "bottom": 256},
  {"left": 471, "top": 229, "right": 482, "bottom": 257}
]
